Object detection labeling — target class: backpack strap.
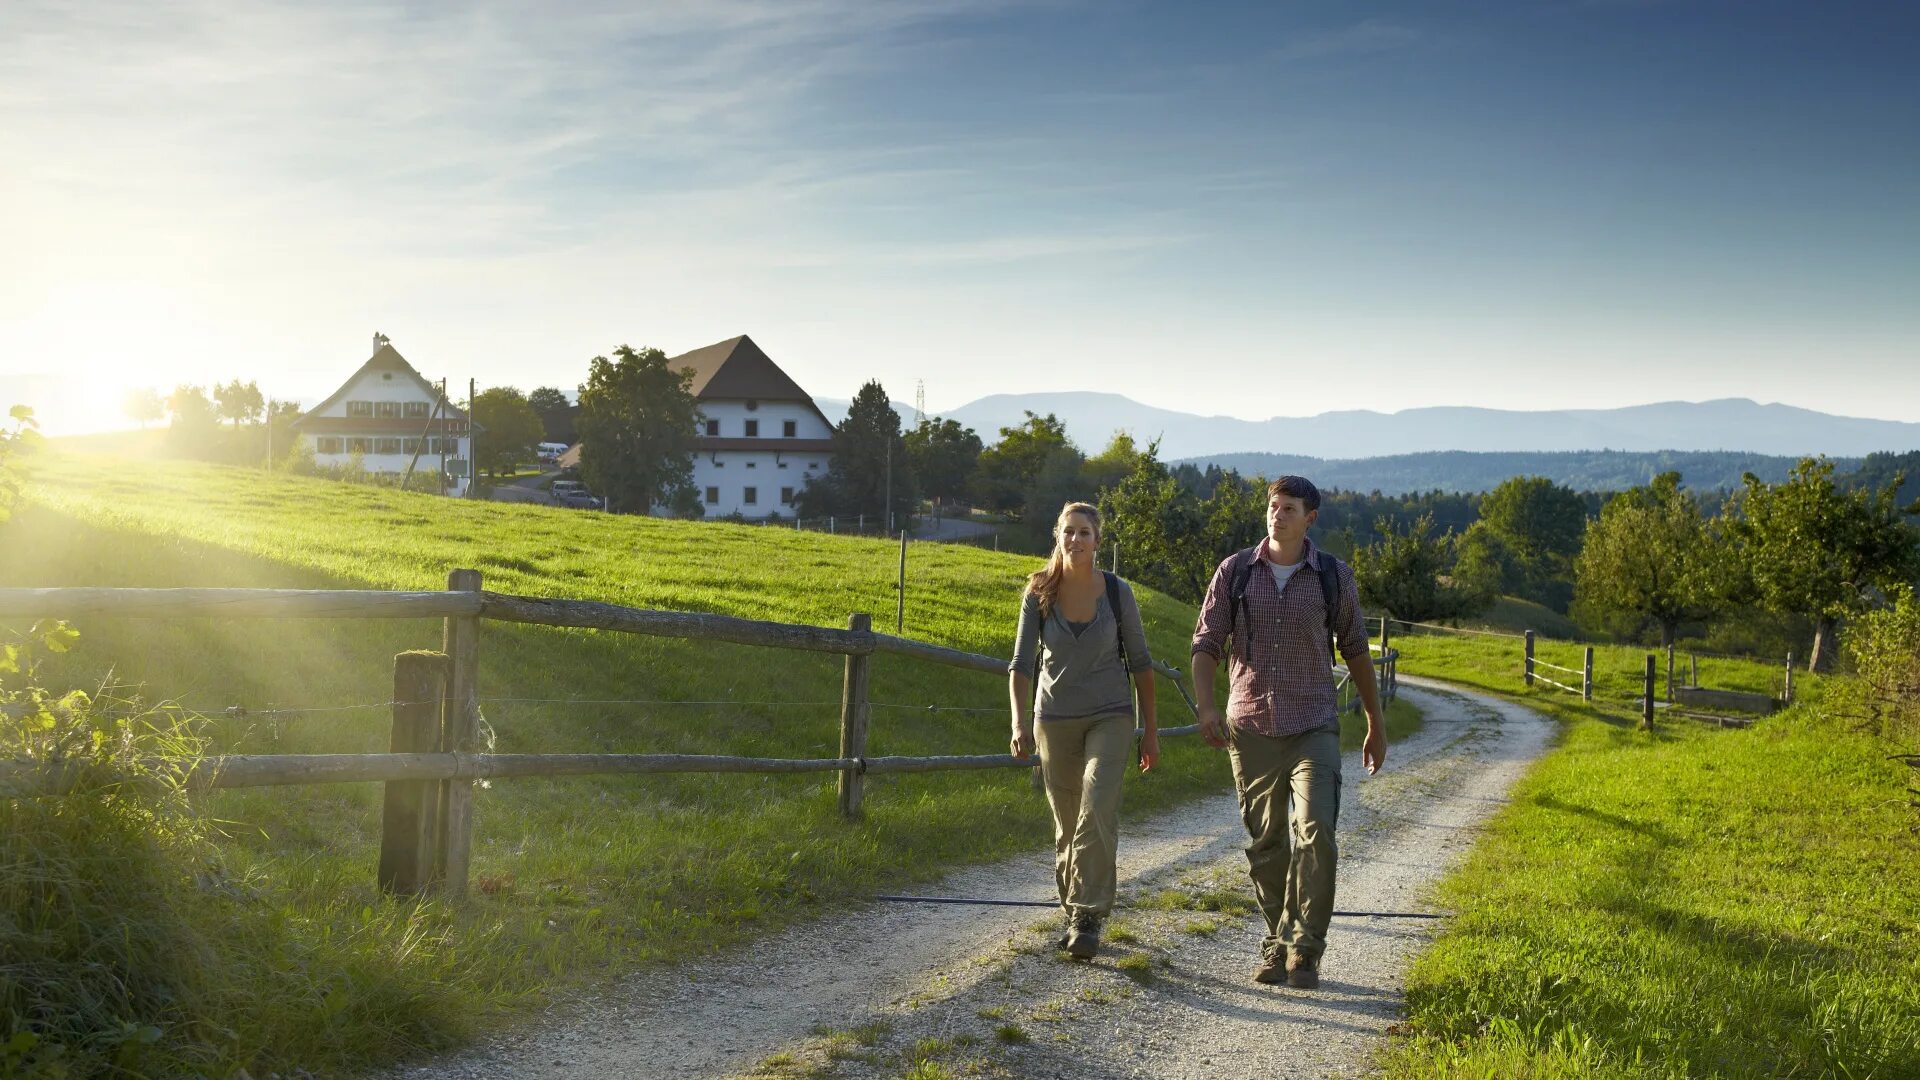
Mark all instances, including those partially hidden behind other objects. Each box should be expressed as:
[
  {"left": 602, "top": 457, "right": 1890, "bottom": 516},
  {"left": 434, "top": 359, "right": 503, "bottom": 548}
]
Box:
[
  {"left": 1226, "top": 544, "right": 1262, "bottom": 660},
  {"left": 1316, "top": 552, "right": 1343, "bottom": 666},
  {"left": 1102, "top": 571, "right": 1129, "bottom": 674}
]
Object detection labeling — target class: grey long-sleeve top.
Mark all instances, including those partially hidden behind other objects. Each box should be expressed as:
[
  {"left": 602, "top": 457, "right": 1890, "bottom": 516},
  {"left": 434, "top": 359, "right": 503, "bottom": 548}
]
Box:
[{"left": 1008, "top": 576, "right": 1154, "bottom": 721}]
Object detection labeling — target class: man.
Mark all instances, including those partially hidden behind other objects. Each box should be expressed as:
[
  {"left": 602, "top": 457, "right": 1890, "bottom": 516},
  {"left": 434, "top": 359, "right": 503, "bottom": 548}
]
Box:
[{"left": 1190, "top": 475, "right": 1386, "bottom": 990}]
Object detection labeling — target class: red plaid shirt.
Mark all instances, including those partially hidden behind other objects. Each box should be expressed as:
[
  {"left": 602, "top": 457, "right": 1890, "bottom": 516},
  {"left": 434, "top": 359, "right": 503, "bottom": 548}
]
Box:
[{"left": 1190, "top": 537, "right": 1371, "bottom": 737}]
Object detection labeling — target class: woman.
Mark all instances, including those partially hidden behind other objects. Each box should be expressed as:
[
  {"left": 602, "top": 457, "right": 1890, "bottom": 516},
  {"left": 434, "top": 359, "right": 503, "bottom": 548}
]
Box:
[{"left": 1008, "top": 501, "right": 1157, "bottom": 960}]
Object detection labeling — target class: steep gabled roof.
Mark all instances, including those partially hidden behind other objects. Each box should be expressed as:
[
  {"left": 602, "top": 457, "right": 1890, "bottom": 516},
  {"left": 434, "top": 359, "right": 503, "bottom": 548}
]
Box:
[
  {"left": 668, "top": 335, "right": 835, "bottom": 429},
  {"left": 293, "top": 343, "right": 474, "bottom": 428}
]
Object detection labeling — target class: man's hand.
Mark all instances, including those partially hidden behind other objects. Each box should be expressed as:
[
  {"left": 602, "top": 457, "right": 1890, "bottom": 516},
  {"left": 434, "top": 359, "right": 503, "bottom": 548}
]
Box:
[
  {"left": 1010, "top": 723, "right": 1035, "bottom": 760},
  {"left": 1138, "top": 729, "right": 1160, "bottom": 772},
  {"left": 1362, "top": 718, "right": 1387, "bottom": 775},
  {"left": 1197, "top": 703, "right": 1228, "bottom": 749}
]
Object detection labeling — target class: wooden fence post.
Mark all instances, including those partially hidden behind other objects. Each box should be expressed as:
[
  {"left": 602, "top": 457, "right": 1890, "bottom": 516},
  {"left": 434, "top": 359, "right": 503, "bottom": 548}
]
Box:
[
  {"left": 1380, "top": 616, "right": 1392, "bottom": 656},
  {"left": 1785, "top": 652, "right": 1794, "bottom": 702},
  {"left": 837, "top": 613, "right": 873, "bottom": 819},
  {"left": 1642, "top": 654, "right": 1656, "bottom": 730},
  {"left": 896, "top": 531, "right": 908, "bottom": 634},
  {"left": 1582, "top": 646, "right": 1594, "bottom": 702},
  {"left": 1524, "top": 630, "right": 1535, "bottom": 687},
  {"left": 380, "top": 650, "right": 449, "bottom": 895},
  {"left": 1690, "top": 653, "right": 1698, "bottom": 689},
  {"left": 440, "top": 568, "right": 482, "bottom": 899},
  {"left": 1666, "top": 645, "right": 1675, "bottom": 704}
]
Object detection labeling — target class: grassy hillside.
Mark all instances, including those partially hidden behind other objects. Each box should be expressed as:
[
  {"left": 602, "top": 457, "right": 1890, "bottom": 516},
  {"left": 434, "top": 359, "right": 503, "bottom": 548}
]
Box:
[{"left": 1, "top": 450, "right": 1416, "bottom": 1075}]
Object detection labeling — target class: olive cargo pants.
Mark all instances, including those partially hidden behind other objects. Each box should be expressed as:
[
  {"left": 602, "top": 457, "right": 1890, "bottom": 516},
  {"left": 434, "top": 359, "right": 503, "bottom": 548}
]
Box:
[
  {"left": 1035, "top": 712, "right": 1132, "bottom": 919},
  {"left": 1227, "top": 722, "right": 1342, "bottom": 963}
]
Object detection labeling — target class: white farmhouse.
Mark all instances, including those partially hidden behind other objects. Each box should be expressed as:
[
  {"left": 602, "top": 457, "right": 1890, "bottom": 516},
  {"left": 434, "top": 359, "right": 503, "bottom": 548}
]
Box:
[
  {"left": 291, "top": 335, "right": 477, "bottom": 496},
  {"left": 671, "top": 335, "right": 835, "bottom": 518}
]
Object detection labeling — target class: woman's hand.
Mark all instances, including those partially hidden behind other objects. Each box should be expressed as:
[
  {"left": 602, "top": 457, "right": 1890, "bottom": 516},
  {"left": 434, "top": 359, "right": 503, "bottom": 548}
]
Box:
[
  {"left": 1010, "top": 722, "right": 1035, "bottom": 760},
  {"left": 1138, "top": 728, "right": 1159, "bottom": 773}
]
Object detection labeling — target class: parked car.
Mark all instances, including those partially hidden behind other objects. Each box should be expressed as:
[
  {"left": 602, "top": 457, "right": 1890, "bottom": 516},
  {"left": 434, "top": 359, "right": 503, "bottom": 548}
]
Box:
[
  {"left": 559, "top": 489, "right": 603, "bottom": 509},
  {"left": 550, "top": 480, "right": 583, "bottom": 497}
]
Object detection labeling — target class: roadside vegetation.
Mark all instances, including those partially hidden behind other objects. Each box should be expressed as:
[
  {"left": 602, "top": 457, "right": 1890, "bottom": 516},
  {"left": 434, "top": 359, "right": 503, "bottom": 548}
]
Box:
[
  {"left": 1379, "top": 633, "right": 1919, "bottom": 1078},
  {"left": 1, "top": 448, "right": 1420, "bottom": 1076}
]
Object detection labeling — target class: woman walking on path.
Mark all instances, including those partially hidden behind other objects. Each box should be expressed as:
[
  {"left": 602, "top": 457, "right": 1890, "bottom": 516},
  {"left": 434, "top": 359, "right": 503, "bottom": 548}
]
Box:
[{"left": 1008, "top": 502, "right": 1157, "bottom": 959}]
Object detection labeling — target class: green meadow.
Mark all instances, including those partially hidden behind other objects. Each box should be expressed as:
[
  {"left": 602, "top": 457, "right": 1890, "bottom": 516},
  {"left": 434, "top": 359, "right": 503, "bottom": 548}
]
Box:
[
  {"left": 0, "top": 448, "right": 1415, "bottom": 1075},
  {"left": 1381, "top": 641, "right": 1919, "bottom": 1078}
]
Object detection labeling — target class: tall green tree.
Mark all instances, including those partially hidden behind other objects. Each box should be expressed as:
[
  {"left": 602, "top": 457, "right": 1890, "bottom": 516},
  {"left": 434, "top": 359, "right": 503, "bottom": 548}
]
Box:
[
  {"left": 527, "top": 386, "right": 573, "bottom": 442},
  {"left": 471, "top": 387, "right": 545, "bottom": 477},
  {"left": 1572, "top": 472, "right": 1733, "bottom": 646},
  {"left": 1731, "top": 458, "right": 1920, "bottom": 672},
  {"left": 164, "top": 385, "right": 220, "bottom": 458},
  {"left": 212, "top": 379, "right": 264, "bottom": 430},
  {"left": 122, "top": 387, "right": 164, "bottom": 429},
  {"left": 970, "top": 411, "right": 1070, "bottom": 519},
  {"left": 575, "top": 345, "right": 703, "bottom": 516},
  {"left": 799, "top": 381, "right": 913, "bottom": 526},
  {"left": 903, "top": 416, "right": 982, "bottom": 509},
  {"left": 1082, "top": 431, "right": 1146, "bottom": 496},
  {"left": 1354, "top": 514, "right": 1492, "bottom": 623},
  {"left": 1466, "top": 475, "right": 1590, "bottom": 610}
]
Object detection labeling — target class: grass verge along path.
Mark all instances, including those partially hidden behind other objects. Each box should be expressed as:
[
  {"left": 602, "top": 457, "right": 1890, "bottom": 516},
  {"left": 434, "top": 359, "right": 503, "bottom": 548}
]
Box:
[{"left": 1380, "top": 641, "right": 1918, "bottom": 1077}]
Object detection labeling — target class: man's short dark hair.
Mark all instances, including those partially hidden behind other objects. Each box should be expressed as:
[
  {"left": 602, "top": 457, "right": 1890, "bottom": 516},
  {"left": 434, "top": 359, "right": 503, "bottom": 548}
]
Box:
[{"left": 1267, "top": 475, "right": 1321, "bottom": 513}]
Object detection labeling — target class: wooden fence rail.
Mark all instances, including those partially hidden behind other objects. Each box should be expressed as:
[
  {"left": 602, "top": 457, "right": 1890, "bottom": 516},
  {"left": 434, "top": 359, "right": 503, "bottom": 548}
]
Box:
[{"left": 0, "top": 576, "right": 1397, "bottom": 899}]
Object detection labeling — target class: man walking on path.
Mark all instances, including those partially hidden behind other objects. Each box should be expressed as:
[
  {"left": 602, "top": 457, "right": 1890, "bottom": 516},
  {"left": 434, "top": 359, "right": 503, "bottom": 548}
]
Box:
[{"left": 1190, "top": 475, "right": 1387, "bottom": 990}]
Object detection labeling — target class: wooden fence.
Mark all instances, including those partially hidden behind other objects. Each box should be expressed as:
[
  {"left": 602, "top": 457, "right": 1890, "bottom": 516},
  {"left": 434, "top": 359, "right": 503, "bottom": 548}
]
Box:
[{"left": 1, "top": 572, "right": 1399, "bottom": 899}]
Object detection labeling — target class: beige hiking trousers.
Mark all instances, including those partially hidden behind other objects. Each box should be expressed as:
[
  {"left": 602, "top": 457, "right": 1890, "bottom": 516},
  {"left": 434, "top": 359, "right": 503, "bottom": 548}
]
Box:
[
  {"left": 1035, "top": 711, "right": 1132, "bottom": 919},
  {"left": 1227, "top": 722, "right": 1343, "bottom": 963}
]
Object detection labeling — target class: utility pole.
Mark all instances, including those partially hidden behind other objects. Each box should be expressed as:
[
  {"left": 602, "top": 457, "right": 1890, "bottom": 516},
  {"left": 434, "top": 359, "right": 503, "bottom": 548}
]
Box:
[
  {"left": 884, "top": 435, "right": 892, "bottom": 537},
  {"left": 468, "top": 377, "right": 477, "bottom": 497},
  {"left": 438, "top": 379, "right": 447, "bottom": 498}
]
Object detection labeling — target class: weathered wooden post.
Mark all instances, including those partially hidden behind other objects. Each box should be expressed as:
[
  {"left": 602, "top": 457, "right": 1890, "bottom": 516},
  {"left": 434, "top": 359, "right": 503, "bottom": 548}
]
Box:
[
  {"left": 1582, "top": 646, "right": 1594, "bottom": 702},
  {"left": 440, "top": 568, "right": 482, "bottom": 899},
  {"left": 380, "top": 651, "right": 449, "bottom": 895},
  {"left": 1380, "top": 616, "right": 1391, "bottom": 656},
  {"left": 1642, "top": 654, "right": 1656, "bottom": 730},
  {"left": 896, "top": 531, "right": 908, "bottom": 634},
  {"left": 1666, "top": 645, "right": 1675, "bottom": 704},
  {"left": 1785, "top": 652, "right": 1794, "bottom": 702},
  {"left": 1524, "top": 630, "right": 1535, "bottom": 687},
  {"left": 1690, "top": 653, "right": 1698, "bottom": 689},
  {"left": 837, "top": 613, "right": 873, "bottom": 819}
]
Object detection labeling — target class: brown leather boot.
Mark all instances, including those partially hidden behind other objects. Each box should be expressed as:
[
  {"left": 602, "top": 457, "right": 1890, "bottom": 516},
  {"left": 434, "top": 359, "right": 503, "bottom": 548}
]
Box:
[
  {"left": 1286, "top": 956, "right": 1319, "bottom": 990},
  {"left": 1252, "top": 951, "right": 1287, "bottom": 984}
]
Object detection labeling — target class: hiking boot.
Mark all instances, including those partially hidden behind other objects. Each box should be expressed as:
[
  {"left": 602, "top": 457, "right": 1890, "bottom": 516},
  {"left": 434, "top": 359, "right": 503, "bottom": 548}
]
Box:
[
  {"left": 1286, "top": 957, "right": 1320, "bottom": 990},
  {"left": 1065, "top": 913, "right": 1102, "bottom": 960},
  {"left": 1053, "top": 913, "right": 1073, "bottom": 951},
  {"left": 1252, "top": 952, "right": 1288, "bottom": 985}
]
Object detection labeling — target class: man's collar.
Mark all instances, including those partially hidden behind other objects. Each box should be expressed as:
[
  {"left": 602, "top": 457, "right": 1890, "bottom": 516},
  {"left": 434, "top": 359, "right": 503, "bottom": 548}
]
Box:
[{"left": 1258, "top": 536, "right": 1319, "bottom": 569}]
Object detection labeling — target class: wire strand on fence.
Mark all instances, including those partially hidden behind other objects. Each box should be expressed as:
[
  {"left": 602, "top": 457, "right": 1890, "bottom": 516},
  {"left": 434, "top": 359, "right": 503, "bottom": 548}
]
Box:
[
  {"left": 1385, "top": 619, "right": 1526, "bottom": 640},
  {"left": 1533, "top": 674, "right": 1581, "bottom": 695},
  {"left": 1531, "top": 658, "right": 1584, "bottom": 676}
]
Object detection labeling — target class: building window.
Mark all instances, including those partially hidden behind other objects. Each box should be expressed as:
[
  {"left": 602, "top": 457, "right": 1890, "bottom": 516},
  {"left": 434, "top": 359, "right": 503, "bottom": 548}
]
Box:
[
  {"left": 746, "top": 461, "right": 757, "bottom": 469},
  {"left": 743, "top": 487, "right": 757, "bottom": 506},
  {"left": 375, "top": 401, "right": 399, "bottom": 418},
  {"left": 778, "top": 462, "right": 788, "bottom": 469},
  {"left": 744, "top": 419, "right": 759, "bottom": 437},
  {"left": 783, "top": 420, "right": 797, "bottom": 437},
  {"left": 404, "top": 401, "right": 430, "bottom": 418},
  {"left": 781, "top": 486, "right": 794, "bottom": 505},
  {"left": 705, "top": 419, "right": 720, "bottom": 436},
  {"left": 809, "top": 462, "right": 820, "bottom": 469},
  {"left": 346, "top": 401, "right": 373, "bottom": 417},
  {"left": 317, "top": 437, "right": 343, "bottom": 454},
  {"left": 403, "top": 438, "right": 422, "bottom": 454},
  {"left": 375, "top": 437, "right": 401, "bottom": 454},
  {"left": 347, "top": 437, "right": 372, "bottom": 453},
  {"left": 705, "top": 486, "right": 719, "bottom": 505}
]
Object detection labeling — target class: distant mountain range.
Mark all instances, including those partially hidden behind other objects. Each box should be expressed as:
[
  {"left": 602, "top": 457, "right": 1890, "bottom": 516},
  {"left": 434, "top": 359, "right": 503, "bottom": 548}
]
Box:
[
  {"left": 814, "top": 392, "right": 1918, "bottom": 495},
  {"left": 1172, "top": 450, "right": 1849, "bottom": 495}
]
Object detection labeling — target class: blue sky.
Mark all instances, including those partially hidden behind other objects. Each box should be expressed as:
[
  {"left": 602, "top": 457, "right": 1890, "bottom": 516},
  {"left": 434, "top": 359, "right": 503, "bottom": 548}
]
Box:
[{"left": 2, "top": 1, "right": 1915, "bottom": 434}]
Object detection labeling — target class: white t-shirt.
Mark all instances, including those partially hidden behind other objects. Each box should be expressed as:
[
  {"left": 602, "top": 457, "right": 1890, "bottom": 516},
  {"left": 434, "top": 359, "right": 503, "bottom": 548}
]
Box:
[{"left": 1268, "top": 556, "right": 1306, "bottom": 594}]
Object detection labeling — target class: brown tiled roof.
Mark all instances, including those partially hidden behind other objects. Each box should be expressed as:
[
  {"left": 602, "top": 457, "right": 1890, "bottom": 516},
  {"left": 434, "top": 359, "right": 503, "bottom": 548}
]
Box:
[
  {"left": 293, "top": 343, "right": 477, "bottom": 430},
  {"left": 669, "top": 335, "right": 835, "bottom": 429},
  {"left": 694, "top": 437, "right": 835, "bottom": 453}
]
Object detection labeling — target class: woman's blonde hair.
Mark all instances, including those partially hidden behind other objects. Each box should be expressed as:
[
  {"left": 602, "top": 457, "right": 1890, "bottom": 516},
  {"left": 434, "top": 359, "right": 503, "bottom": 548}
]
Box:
[{"left": 1026, "top": 502, "right": 1101, "bottom": 616}]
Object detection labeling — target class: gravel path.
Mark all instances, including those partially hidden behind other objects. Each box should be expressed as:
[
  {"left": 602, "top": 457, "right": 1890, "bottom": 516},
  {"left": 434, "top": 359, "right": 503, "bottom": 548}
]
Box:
[{"left": 392, "top": 680, "right": 1551, "bottom": 1079}]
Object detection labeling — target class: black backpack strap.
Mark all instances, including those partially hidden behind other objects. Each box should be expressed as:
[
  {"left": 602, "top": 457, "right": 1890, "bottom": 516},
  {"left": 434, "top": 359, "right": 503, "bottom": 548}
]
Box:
[
  {"left": 1226, "top": 544, "right": 1261, "bottom": 659},
  {"left": 1102, "top": 571, "right": 1128, "bottom": 673},
  {"left": 1317, "top": 553, "right": 1342, "bottom": 665}
]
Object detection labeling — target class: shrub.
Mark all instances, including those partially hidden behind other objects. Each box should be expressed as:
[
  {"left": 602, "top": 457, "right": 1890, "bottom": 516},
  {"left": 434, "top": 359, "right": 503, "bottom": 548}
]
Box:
[{"left": 1838, "top": 585, "right": 1920, "bottom": 744}]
